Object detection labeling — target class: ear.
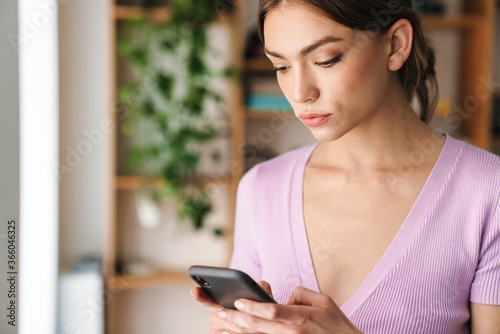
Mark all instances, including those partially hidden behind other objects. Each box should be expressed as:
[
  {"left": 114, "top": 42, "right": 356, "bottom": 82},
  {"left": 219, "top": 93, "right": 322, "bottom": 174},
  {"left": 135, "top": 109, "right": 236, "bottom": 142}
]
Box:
[{"left": 386, "top": 18, "right": 413, "bottom": 72}]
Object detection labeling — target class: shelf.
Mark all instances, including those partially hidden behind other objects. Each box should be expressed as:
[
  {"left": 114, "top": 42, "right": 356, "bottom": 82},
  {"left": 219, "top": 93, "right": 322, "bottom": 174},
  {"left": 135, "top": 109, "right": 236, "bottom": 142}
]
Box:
[
  {"left": 245, "top": 58, "right": 274, "bottom": 72},
  {"left": 115, "top": 175, "right": 164, "bottom": 190},
  {"left": 107, "top": 271, "right": 192, "bottom": 291},
  {"left": 115, "top": 175, "right": 231, "bottom": 190},
  {"left": 246, "top": 110, "right": 296, "bottom": 119},
  {"left": 114, "top": 5, "right": 231, "bottom": 23},
  {"left": 114, "top": 5, "right": 172, "bottom": 21},
  {"left": 420, "top": 14, "right": 484, "bottom": 28}
]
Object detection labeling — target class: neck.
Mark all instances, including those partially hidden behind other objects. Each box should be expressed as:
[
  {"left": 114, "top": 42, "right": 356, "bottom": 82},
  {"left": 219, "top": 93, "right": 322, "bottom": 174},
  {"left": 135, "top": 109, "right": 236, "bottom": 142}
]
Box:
[{"left": 317, "top": 95, "right": 444, "bottom": 174}]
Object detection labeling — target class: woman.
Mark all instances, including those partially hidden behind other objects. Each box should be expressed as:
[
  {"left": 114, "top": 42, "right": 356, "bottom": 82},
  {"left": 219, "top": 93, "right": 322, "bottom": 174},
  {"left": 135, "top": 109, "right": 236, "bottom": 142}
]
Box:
[{"left": 193, "top": 0, "right": 500, "bottom": 333}]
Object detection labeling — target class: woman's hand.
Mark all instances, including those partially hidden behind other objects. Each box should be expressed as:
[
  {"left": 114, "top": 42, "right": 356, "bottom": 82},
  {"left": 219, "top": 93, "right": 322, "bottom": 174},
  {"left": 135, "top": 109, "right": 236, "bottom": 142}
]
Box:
[
  {"left": 217, "top": 286, "right": 362, "bottom": 334},
  {"left": 192, "top": 281, "right": 274, "bottom": 334}
]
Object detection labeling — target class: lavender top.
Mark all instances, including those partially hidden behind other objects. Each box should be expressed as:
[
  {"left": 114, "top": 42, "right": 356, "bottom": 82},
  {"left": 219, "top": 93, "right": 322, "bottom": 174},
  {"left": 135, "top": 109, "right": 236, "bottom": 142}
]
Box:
[{"left": 230, "top": 134, "right": 500, "bottom": 333}]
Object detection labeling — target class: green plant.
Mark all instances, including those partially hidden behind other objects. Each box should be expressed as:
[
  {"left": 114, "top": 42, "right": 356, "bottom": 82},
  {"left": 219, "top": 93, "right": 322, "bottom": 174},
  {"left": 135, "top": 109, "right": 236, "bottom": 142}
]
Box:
[{"left": 118, "top": 0, "right": 236, "bottom": 234}]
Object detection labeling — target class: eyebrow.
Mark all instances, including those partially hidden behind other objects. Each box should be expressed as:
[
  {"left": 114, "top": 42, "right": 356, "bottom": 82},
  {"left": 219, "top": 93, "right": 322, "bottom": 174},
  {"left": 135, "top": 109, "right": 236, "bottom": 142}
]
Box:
[{"left": 265, "top": 36, "right": 343, "bottom": 59}]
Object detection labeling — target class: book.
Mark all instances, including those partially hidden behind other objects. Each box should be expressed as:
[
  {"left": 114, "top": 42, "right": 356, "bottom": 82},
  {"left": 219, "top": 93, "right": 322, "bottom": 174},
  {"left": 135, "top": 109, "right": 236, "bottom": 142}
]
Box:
[{"left": 245, "top": 94, "right": 293, "bottom": 111}]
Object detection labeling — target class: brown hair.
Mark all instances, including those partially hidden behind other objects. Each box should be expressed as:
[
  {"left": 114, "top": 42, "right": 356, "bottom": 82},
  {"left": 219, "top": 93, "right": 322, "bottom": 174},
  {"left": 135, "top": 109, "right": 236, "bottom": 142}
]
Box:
[{"left": 257, "top": 0, "right": 438, "bottom": 123}]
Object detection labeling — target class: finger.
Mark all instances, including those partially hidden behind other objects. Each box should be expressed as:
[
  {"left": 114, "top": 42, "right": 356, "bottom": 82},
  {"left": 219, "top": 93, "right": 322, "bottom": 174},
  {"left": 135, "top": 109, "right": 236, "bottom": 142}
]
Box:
[
  {"left": 285, "top": 286, "right": 336, "bottom": 309},
  {"left": 192, "top": 287, "right": 224, "bottom": 310},
  {"left": 257, "top": 281, "right": 273, "bottom": 297},
  {"left": 212, "top": 310, "right": 264, "bottom": 333},
  {"left": 220, "top": 307, "right": 284, "bottom": 333},
  {"left": 233, "top": 299, "right": 306, "bottom": 327}
]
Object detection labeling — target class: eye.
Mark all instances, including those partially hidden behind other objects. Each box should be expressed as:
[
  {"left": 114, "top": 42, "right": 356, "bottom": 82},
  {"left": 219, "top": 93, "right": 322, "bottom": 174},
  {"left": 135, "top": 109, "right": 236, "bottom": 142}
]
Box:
[
  {"left": 316, "top": 54, "right": 343, "bottom": 68},
  {"left": 272, "top": 65, "right": 290, "bottom": 73}
]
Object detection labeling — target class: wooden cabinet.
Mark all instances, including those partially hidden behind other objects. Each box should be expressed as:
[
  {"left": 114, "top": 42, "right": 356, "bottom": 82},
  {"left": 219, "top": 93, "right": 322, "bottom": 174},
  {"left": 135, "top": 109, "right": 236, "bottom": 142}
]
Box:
[
  {"left": 104, "top": 2, "right": 246, "bottom": 333},
  {"left": 452, "top": 0, "right": 495, "bottom": 149}
]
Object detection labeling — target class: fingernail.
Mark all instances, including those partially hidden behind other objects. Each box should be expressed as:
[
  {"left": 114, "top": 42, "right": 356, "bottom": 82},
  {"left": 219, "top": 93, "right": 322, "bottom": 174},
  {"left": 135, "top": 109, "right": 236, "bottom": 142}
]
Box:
[
  {"left": 218, "top": 310, "right": 227, "bottom": 318},
  {"left": 234, "top": 300, "right": 244, "bottom": 309}
]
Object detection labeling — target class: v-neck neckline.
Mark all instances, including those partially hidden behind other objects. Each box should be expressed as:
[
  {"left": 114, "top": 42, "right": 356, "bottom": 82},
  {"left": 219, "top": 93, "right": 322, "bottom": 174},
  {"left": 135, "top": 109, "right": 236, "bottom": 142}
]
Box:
[{"left": 289, "top": 133, "right": 460, "bottom": 318}]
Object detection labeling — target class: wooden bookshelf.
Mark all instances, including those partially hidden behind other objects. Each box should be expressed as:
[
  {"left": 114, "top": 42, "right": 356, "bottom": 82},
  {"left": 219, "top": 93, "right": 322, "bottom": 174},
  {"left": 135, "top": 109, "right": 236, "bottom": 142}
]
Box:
[
  {"left": 114, "top": 5, "right": 171, "bottom": 21},
  {"left": 115, "top": 175, "right": 231, "bottom": 190},
  {"left": 421, "top": 14, "right": 484, "bottom": 28},
  {"left": 107, "top": 271, "right": 191, "bottom": 291},
  {"left": 107, "top": 2, "right": 245, "bottom": 333},
  {"left": 115, "top": 175, "right": 164, "bottom": 190},
  {"left": 114, "top": 5, "right": 231, "bottom": 23}
]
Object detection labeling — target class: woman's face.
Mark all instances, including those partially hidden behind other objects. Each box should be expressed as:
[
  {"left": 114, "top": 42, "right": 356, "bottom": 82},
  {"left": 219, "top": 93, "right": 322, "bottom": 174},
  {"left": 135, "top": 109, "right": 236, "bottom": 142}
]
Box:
[{"left": 264, "top": 4, "right": 395, "bottom": 142}]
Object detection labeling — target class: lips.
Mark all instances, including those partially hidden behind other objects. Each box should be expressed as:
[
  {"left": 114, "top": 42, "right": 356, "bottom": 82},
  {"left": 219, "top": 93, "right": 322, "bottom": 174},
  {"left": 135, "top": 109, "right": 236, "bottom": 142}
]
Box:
[{"left": 299, "top": 113, "right": 332, "bottom": 127}]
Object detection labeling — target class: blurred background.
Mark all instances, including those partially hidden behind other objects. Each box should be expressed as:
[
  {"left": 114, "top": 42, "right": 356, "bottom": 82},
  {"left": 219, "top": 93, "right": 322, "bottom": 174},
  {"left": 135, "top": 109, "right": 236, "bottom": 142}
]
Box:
[{"left": 0, "top": 0, "right": 499, "bottom": 333}]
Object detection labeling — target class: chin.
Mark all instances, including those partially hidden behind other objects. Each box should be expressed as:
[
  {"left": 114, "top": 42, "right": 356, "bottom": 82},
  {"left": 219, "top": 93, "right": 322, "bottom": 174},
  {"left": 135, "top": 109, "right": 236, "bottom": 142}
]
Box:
[
  {"left": 311, "top": 131, "right": 344, "bottom": 143},
  {"left": 310, "top": 129, "right": 346, "bottom": 143}
]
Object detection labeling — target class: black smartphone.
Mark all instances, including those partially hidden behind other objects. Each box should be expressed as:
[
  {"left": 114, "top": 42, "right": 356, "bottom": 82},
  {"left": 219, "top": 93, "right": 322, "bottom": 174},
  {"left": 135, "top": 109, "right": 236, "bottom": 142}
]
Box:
[{"left": 189, "top": 265, "right": 277, "bottom": 309}]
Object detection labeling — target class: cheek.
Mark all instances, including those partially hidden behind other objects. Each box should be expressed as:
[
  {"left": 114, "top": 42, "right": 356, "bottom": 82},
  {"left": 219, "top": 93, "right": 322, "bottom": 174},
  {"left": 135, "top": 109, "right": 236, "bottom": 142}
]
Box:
[{"left": 334, "top": 52, "right": 389, "bottom": 109}]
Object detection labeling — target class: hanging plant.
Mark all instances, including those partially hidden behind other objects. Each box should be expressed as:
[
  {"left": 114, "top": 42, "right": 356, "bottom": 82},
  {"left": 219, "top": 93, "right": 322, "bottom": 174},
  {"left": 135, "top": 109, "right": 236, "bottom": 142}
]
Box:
[{"left": 117, "top": 0, "right": 236, "bottom": 234}]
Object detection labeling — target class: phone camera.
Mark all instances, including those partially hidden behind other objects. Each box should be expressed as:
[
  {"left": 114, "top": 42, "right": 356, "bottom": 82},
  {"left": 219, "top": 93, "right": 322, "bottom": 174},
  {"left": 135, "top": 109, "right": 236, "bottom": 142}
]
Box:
[{"left": 195, "top": 276, "right": 210, "bottom": 287}]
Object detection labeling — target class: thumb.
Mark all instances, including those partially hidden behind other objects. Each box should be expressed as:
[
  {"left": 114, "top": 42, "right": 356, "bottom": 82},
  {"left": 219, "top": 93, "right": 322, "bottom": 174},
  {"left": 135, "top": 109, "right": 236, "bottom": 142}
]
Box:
[
  {"left": 257, "top": 280, "right": 273, "bottom": 297},
  {"left": 286, "top": 286, "right": 335, "bottom": 309}
]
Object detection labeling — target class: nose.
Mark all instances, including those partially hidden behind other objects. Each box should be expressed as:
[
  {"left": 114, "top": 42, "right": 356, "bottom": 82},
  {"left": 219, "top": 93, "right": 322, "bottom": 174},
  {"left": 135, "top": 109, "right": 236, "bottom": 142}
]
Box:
[{"left": 291, "top": 68, "right": 319, "bottom": 104}]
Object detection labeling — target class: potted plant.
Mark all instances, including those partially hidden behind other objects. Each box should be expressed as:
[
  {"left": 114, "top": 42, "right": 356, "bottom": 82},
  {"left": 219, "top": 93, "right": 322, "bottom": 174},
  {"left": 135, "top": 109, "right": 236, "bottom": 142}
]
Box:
[{"left": 117, "top": 0, "right": 236, "bottom": 234}]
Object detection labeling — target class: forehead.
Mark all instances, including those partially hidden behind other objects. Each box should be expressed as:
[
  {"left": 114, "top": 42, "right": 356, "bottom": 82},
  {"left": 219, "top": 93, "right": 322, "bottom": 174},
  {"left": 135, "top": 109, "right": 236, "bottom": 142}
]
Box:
[{"left": 263, "top": 4, "right": 353, "bottom": 48}]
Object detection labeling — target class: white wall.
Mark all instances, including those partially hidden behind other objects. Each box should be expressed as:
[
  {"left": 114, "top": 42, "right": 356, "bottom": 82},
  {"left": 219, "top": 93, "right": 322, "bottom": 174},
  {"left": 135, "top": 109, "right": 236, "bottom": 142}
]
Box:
[{"left": 58, "top": 0, "right": 113, "bottom": 270}]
